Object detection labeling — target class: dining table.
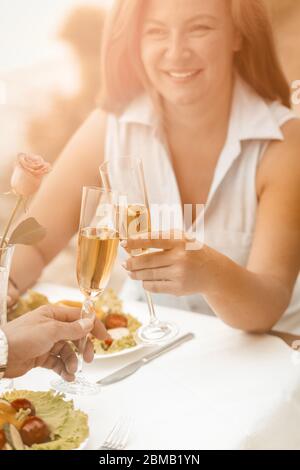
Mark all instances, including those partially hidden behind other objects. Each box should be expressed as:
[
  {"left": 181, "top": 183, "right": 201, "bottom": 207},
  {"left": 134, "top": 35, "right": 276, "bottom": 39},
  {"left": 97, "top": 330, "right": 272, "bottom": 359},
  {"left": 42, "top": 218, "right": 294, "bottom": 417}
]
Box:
[{"left": 10, "top": 283, "right": 300, "bottom": 450}]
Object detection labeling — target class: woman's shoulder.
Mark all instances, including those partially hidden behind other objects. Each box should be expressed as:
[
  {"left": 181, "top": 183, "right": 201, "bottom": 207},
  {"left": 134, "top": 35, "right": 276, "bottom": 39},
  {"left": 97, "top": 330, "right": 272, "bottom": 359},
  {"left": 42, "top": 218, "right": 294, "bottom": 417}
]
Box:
[
  {"left": 257, "top": 117, "right": 300, "bottom": 195},
  {"left": 231, "top": 76, "right": 295, "bottom": 142},
  {"left": 267, "top": 99, "right": 297, "bottom": 127},
  {"left": 265, "top": 117, "right": 300, "bottom": 156}
]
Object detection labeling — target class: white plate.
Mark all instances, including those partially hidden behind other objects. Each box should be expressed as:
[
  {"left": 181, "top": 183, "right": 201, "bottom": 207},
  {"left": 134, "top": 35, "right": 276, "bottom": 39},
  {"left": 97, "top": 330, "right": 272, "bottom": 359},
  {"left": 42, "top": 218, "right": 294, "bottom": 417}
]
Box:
[
  {"left": 94, "top": 342, "right": 144, "bottom": 359},
  {"left": 76, "top": 437, "right": 89, "bottom": 450}
]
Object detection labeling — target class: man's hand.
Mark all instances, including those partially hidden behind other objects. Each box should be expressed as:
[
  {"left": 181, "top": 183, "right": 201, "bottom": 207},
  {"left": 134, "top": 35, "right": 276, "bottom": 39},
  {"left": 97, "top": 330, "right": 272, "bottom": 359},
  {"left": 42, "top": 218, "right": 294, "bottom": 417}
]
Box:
[
  {"left": 7, "top": 279, "right": 20, "bottom": 309},
  {"left": 2, "top": 305, "right": 109, "bottom": 381}
]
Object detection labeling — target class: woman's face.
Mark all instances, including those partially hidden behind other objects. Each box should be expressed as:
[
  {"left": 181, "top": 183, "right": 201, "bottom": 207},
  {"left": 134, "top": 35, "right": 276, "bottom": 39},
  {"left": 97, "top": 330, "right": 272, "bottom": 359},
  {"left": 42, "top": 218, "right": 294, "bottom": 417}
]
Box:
[{"left": 140, "top": 0, "right": 240, "bottom": 108}]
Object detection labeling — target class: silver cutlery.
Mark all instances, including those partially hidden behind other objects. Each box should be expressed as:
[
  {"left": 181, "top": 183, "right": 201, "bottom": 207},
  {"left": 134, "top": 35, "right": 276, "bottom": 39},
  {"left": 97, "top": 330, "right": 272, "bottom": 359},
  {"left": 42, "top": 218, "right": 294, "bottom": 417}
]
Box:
[
  {"left": 98, "top": 416, "right": 131, "bottom": 450},
  {"left": 97, "top": 332, "right": 195, "bottom": 386}
]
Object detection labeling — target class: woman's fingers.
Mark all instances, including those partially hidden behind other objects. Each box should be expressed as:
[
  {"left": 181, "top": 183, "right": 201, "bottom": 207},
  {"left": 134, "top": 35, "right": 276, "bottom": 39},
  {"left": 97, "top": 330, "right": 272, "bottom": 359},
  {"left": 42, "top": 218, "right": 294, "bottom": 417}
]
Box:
[
  {"left": 125, "top": 250, "right": 173, "bottom": 272},
  {"left": 130, "top": 267, "right": 172, "bottom": 282},
  {"left": 122, "top": 231, "right": 185, "bottom": 252},
  {"left": 143, "top": 280, "right": 176, "bottom": 294}
]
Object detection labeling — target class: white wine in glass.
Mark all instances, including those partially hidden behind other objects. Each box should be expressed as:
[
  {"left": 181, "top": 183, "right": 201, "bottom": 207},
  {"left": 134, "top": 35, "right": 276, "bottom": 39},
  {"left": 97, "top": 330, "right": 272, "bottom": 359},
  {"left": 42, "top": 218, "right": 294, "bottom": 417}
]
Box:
[
  {"left": 51, "top": 187, "right": 119, "bottom": 395},
  {"left": 100, "top": 157, "right": 178, "bottom": 344},
  {"left": 77, "top": 227, "right": 119, "bottom": 296}
]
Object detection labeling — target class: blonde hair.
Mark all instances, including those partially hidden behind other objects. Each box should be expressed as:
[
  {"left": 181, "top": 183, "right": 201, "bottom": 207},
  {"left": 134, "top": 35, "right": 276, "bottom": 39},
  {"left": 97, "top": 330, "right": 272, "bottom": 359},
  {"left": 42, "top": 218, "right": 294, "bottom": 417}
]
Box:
[{"left": 99, "top": 0, "right": 291, "bottom": 113}]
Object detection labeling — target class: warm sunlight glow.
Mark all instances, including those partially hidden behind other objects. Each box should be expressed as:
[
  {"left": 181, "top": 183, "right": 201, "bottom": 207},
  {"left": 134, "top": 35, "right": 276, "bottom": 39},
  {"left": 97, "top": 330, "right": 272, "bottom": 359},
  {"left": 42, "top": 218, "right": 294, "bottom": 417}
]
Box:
[{"left": 0, "top": 0, "right": 113, "bottom": 72}]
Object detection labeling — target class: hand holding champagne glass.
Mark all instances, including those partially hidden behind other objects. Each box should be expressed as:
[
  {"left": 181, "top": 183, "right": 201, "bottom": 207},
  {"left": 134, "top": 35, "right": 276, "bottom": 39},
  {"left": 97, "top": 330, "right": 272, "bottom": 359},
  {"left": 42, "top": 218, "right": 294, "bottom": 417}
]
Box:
[
  {"left": 100, "top": 157, "right": 178, "bottom": 344},
  {"left": 52, "top": 187, "right": 119, "bottom": 395}
]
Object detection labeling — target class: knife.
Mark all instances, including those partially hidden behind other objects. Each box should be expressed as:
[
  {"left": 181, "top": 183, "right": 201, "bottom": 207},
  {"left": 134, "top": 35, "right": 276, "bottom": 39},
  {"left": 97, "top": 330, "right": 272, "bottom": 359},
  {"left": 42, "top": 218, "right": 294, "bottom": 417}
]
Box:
[{"left": 96, "top": 332, "right": 195, "bottom": 386}]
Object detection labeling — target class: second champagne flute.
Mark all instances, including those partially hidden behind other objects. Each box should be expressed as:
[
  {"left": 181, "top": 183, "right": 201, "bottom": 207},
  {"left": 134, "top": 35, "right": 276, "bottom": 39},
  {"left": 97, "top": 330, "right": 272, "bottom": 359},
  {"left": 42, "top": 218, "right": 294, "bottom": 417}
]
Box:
[
  {"left": 100, "top": 157, "right": 178, "bottom": 344},
  {"left": 51, "top": 186, "right": 119, "bottom": 395}
]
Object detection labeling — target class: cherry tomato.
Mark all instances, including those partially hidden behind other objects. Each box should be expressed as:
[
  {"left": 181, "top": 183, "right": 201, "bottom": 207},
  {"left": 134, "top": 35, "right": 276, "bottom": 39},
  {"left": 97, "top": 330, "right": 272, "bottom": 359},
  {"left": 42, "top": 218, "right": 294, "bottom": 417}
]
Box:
[
  {"left": 11, "top": 399, "right": 36, "bottom": 416},
  {"left": 104, "top": 337, "right": 113, "bottom": 347},
  {"left": 0, "top": 430, "right": 6, "bottom": 449},
  {"left": 20, "top": 416, "right": 50, "bottom": 446},
  {"left": 105, "top": 313, "right": 128, "bottom": 329}
]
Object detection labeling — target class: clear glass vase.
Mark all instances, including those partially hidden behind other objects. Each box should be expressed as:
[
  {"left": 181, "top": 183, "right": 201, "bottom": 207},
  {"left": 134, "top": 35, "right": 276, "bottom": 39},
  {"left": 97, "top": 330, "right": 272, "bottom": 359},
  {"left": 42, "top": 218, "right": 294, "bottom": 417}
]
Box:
[{"left": 0, "top": 239, "right": 15, "bottom": 393}]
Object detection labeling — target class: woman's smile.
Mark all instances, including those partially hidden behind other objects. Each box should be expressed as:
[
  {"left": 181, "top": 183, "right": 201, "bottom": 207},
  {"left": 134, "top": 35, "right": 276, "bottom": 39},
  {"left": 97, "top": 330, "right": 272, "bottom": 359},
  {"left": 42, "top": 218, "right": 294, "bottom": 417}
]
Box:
[{"left": 162, "top": 69, "right": 203, "bottom": 84}]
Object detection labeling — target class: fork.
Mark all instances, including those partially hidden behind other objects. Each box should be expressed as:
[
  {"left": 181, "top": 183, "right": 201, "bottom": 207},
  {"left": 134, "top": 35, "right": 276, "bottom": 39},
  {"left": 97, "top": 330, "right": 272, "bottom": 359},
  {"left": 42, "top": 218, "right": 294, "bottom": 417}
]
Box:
[{"left": 98, "top": 417, "right": 132, "bottom": 450}]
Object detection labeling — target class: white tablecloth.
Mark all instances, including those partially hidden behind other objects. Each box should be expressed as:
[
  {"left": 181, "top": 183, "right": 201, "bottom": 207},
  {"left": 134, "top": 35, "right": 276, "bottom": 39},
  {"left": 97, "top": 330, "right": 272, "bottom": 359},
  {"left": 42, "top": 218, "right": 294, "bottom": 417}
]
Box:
[{"left": 13, "top": 283, "right": 300, "bottom": 450}]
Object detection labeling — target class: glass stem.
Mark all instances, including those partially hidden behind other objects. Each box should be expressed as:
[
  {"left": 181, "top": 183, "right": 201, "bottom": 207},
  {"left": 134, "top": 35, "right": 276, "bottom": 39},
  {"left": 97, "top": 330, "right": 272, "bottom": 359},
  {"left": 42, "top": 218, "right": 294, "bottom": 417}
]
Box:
[
  {"left": 76, "top": 296, "right": 95, "bottom": 375},
  {"left": 77, "top": 342, "right": 85, "bottom": 376},
  {"left": 144, "top": 290, "right": 157, "bottom": 324}
]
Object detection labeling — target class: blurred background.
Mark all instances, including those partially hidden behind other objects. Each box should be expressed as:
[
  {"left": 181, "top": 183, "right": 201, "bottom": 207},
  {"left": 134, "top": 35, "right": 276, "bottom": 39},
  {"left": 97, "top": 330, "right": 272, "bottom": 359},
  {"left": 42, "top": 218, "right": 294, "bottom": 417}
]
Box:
[{"left": 0, "top": 0, "right": 300, "bottom": 291}]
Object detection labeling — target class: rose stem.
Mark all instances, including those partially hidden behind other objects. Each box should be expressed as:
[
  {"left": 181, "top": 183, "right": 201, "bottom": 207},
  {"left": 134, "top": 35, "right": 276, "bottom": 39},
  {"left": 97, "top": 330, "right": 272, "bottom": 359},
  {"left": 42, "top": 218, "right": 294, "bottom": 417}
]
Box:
[{"left": 0, "top": 195, "right": 23, "bottom": 249}]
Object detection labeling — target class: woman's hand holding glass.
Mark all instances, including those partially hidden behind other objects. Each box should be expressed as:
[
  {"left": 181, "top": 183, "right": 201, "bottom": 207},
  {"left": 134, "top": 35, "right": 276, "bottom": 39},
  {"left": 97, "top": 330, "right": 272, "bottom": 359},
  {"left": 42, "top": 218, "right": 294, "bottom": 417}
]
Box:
[
  {"left": 122, "top": 231, "right": 210, "bottom": 297},
  {"left": 100, "top": 157, "right": 178, "bottom": 344}
]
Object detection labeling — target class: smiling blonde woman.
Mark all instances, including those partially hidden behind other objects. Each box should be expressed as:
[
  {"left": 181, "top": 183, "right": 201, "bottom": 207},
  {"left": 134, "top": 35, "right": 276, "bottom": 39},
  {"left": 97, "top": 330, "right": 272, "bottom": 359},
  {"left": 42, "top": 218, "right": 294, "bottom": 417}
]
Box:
[{"left": 10, "top": 0, "right": 300, "bottom": 334}]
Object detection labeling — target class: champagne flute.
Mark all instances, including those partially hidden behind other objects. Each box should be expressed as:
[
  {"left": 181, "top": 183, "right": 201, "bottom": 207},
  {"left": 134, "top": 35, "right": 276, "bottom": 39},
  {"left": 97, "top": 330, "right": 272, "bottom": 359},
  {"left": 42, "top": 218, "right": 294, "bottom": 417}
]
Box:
[
  {"left": 100, "top": 157, "right": 178, "bottom": 344},
  {"left": 51, "top": 187, "right": 119, "bottom": 395}
]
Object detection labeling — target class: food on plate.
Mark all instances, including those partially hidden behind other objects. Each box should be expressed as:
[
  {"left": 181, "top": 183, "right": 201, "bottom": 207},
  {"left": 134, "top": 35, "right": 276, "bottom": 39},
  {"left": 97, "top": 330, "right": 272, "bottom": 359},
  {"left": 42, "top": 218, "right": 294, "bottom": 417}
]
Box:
[
  {"left": 11, "top": 399, "right": 36, "bottom": 416},
  {"left": 0, "top": 390, "right": 88, "bottom": 450},
  {"left": 8, "top": 290, "right": 48, "bottom": 321},
  {"left": 20, "top": 416, "right": 50, "bottom": 446},
  {"left": 92, "top": 291, "right": 141, "bottom": 354},
  {"left": 94, "top": 289, "right": 123, "bottom": 320},
  {"left": 1, "top": 424, "right": 25, "bottom": 450},
  {"left": 93, "top": 311, "right": 141, "bottom": 355},
  {"left": 9, "top": 288, "right": 122, "bottom": 322},
  {"left": 104, "top": 337, "right": 113, "bottom": 347},
  {"left": 105, "top": 313, "right": 128, "bottom": 329},
  {"left": 3, "top": 423, "right": 25, "bottom": 450},
  {"left": 107, "top": 327, "right": 130, "bottom": 340}
]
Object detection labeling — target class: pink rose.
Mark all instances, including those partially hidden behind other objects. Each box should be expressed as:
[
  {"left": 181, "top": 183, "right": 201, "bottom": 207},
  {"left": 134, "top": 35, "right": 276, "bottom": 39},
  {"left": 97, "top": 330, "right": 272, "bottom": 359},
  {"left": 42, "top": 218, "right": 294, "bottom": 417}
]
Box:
[{"left": 10, "top": 153, "right": 51, "bottom": 197}]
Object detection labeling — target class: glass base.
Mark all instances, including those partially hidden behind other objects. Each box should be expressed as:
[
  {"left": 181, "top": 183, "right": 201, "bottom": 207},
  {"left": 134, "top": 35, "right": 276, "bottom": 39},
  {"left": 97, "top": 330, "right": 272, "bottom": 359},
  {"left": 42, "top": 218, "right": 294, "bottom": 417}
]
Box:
[
  {"left": 51, "top": 374, "right": 101, "bottom": 396},
  {"left": 136, "top": 321, "right": 178, "bottom": 344}
]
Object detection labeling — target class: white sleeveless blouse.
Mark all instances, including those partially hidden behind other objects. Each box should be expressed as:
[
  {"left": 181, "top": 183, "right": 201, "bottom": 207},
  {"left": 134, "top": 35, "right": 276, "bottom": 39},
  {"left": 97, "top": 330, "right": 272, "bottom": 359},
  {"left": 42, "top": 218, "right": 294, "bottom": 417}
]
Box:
[{"left": 105, "top": 76, "right": 300, "bottom": 333}]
